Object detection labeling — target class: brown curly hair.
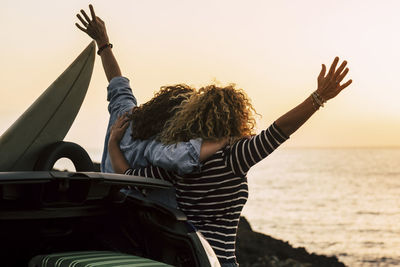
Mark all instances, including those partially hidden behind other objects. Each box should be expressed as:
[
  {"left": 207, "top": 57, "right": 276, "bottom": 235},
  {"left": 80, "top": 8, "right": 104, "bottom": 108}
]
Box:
[
  {"left": 130, "top": 84, "right": 195, "bottom": 140},
  {"left": 160, "top": 84, "right": 257, "bottom": 144}
]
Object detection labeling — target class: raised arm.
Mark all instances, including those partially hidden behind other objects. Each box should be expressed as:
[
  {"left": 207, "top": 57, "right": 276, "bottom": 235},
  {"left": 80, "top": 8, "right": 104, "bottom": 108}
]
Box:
[
  {"left": 275, "top": 57, "right": 352, "bottom": 137},
  {"left": 228, "top": 57, "right": 352, "bottom": 176},
  {"left": 76, "top": 5, "right": 121, "bottom": 82}
]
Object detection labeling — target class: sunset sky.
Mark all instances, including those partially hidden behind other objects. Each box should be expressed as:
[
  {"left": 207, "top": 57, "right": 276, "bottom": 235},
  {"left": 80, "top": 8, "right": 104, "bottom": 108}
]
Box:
[{"left": 1, "top": 0, "right": 399, "bottom": 161}]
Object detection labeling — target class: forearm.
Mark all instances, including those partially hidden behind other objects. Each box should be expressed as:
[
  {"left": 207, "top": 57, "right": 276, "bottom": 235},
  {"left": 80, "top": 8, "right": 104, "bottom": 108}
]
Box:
[
  {"left": 108, "top": 139, "right": 129, "bottom": 174},
  {"left": 144, "top": 139, "right": 200, "bottom": 175},
  {"left": 97, "top": 41, "right": 122, "bottom": 82},
  {"left": 275, "top": 95, "right": 318, "bottom": 137},
  {"left": 143, "top": 137, "right": 226, "bottom": 175}
]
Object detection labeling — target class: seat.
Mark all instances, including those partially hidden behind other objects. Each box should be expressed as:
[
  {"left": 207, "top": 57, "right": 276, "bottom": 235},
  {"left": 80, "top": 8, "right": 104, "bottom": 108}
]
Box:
[{"left": 29, "top": 250, "right": 173, "bottom": 267}]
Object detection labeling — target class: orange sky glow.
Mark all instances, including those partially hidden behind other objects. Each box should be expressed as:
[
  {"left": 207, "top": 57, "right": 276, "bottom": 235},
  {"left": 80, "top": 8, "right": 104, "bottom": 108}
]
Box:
[{"left": 1, "top": 0, "right": 399, "bottom": 161}]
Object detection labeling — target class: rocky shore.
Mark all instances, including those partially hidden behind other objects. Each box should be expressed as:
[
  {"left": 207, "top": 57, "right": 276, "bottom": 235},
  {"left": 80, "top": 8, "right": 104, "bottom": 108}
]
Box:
[{"left": 236, "top": 217, "right": 346, "bottom": 267}]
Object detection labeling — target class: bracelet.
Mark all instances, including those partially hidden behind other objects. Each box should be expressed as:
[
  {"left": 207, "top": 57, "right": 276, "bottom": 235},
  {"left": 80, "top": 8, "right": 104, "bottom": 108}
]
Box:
[
  {"left": 310, "top": 91, "right": 327, "bottom": 111},
  {"left": 311, "top": 91, "right": 326, "bottom": 108},
  {"left": 313, "top": 91, "right": 326, "bottom": 105},
  {"left": 97, "top": 43, "right": 113, "bottom": 55},
  {"left": 310, "top": 94, "right": 320, "bottom": 111},
  {"left": 311, "top": 92, "right": 323, "bottom": 108}
]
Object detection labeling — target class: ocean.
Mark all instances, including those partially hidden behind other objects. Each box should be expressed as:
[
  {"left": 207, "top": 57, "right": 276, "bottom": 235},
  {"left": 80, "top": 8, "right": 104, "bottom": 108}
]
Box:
[
  {"left": 242, "top": 148, "right": 400, "bottom": 267},
  {"left": 80, "top": 147, "right": 400, "bottom": 267}
]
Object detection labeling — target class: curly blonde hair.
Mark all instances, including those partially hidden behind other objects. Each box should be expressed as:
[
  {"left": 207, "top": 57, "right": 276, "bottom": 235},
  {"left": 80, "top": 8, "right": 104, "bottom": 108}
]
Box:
[{"left": 159, "top": 84, "right": 257, "bottom": 144}]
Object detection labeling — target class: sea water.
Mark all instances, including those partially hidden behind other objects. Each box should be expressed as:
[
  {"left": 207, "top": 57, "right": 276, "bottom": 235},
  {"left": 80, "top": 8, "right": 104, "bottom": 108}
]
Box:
[
  {"left": 80, "top": 147, "right": 400, "bottom": 267},
  {"left": 243, "top": 148, "right": 400, "bottom": 267}
]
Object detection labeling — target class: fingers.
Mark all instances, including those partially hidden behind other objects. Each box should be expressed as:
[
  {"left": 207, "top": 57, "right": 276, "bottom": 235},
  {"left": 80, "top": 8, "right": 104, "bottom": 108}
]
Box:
[
  {"left": 76, "top": 14, "right": 88, "bottom": 27},
  {"left": 339, "top": 79, "right": 352, "bottom": 91},
  {"left": 81, "top": 9, "right": 91, "bottom": 23},
  {"left": 318, "top": 64, "right": 326, "bottom": 81},
  {"left": 121, "top": 120, "right": 130, "bottom": 130},
  {"left": 111, "top": 115, "right": 130, "bottom": 134},
  {"left": 327, "top": 57, "right": 339, "bottom": 77},
  {"left": 76, "top": 5, "right": 105, "bottom": 40},
  {"left": 75, "top": 23, "right": 87, "bottom": 33},
  {"left": 89, "top": 4, "right": 96, "bottom": 20},
  {"left": 113, "top": 119, "right": 129, "bottom": 130},
  {"left": 121, "top": 116, "right": 130, "bottom": 123},
  {"left": 110, "top": 115, "right": 130, "bottom": 143},
  {"left": 321, "top": 57, "right": 350, "bottom": 85},
  {"left": 333, "top": 60, "right": 347, "bottom": 81},
  {"left": 115, "top": 114, "right": 130, "bottom": 127},
  {"left": 336, "top": 68, "right": 349, "bottom": 84},
  {"left": 317, "top": 57, "right": 352, "bottom": 101},
  {"left": 76, "top": 5, "right": 96, "bottom": 27}
]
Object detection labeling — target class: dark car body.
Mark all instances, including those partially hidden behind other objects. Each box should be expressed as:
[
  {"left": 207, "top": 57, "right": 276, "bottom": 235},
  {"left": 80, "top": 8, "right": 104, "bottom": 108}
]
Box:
[{"left": 0, "top": 170, "right": 220, "bottom": 266}]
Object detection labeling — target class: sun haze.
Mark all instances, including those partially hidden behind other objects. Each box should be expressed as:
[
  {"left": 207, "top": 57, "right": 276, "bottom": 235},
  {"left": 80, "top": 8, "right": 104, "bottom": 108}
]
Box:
[{"left": 1, "top": 0, "right": 399, "bottom": 159}]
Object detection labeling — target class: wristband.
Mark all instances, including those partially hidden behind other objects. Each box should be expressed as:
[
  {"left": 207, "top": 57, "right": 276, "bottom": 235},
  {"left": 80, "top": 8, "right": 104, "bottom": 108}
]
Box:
[
  {"left": 310, "top": 94, "right": 320, "bottom": 111},
  {"left": 97, "top": 43, "right": 113, "bottom": 55},
  {"left": 310, "top": 91, "right": 326, "bottom": 110}
]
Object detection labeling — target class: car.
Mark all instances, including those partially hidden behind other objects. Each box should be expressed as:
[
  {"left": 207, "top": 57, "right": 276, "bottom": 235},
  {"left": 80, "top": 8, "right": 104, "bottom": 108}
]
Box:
[
  {"left": 0, "top": 163, "right": 220, "bottom": 267},
  {"left": 0, "top": 43, "right": 220, "bottom": 267}
]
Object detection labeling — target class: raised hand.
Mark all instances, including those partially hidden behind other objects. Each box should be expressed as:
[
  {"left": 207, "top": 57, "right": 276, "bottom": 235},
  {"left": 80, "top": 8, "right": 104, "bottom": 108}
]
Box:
[
  {"left": 317, "top": 57, "right": 352, "bottom": 102},
  {"left": 75, "top": 4, "right": 109, "bottom": 46}
]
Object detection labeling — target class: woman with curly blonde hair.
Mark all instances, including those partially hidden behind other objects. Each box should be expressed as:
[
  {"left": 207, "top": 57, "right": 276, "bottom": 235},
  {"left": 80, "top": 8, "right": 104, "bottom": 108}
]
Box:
[
  {"left": 160, "top": 84, "right": 257, "bottom": 144},
  {"left": 110, "top": 56, "right": 352, "bottom": 267}
]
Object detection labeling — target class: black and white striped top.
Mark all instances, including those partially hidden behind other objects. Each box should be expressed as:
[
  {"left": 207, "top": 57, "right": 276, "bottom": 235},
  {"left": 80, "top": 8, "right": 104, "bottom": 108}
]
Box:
[{"left": 125, "top": 123, "right": 289, "bottom": 264}]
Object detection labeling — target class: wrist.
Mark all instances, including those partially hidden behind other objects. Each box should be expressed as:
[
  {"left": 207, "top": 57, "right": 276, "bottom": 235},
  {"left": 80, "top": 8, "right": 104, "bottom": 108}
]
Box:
[
  {"left": 96, "top": 38, "right": 110, "bottom": 48},
  {"left": 309, "top": 94, "right": 320, "bottom": 111},
  {"left": 316, "top": 89, "right": 329, "bottom": 102},
  {"left": 108, "top": 137, "right": 120, "bottom": 148},
  {"left": 310, "top": 91, "right": 326, "bottom": 111},
  {"left": 97, "top": 42, "right": 113, "bottom": 55}
]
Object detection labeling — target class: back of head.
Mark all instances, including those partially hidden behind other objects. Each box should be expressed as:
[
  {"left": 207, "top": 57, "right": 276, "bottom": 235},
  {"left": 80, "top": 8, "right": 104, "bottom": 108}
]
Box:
[
  {"left": 160, "top": 84, "right": 257, "bottom": 144},
  {"left": 130, "top": 84, "right": 195, "bottom": 140}
]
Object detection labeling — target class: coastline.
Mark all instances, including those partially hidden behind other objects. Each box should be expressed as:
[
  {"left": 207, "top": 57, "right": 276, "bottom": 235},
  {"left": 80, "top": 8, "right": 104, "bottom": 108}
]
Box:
[{"left": 236, "top": 216, "right": 346, "bottom": 267}]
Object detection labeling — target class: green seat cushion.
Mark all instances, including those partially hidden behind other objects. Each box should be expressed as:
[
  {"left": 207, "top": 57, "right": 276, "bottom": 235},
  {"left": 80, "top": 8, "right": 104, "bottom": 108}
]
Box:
[{"left": 29, "top": 251, "right": 173, "bottom": 267}]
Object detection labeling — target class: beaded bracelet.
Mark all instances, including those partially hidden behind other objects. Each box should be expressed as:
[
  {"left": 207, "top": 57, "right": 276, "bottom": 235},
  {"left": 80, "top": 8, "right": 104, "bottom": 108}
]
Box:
[
  {"left": 313, "top": 91, "right": 326, "bottom": 105},
  {"left": 97, "top": 43, "right": 113, "bottom": 55},
  {"left": 310, "top": 91, "right": 327, "bottom": 110},
  {"left": 311, "top": 92, "right": 324, "bottom": 108},
  {"left": 310, "top": 94, "right": 320, "bottom": 111}
]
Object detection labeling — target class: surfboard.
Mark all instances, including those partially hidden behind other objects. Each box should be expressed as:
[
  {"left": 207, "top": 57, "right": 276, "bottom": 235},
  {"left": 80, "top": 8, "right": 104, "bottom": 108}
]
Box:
[{"left": 0, "top": 42, "right": 96, "bottom": 171}]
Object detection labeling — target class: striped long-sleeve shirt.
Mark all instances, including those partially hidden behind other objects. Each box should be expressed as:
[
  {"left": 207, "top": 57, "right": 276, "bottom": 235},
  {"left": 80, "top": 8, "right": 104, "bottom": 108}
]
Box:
[{"left": 125, "top": 122, "right": 289, "bottom": 264}]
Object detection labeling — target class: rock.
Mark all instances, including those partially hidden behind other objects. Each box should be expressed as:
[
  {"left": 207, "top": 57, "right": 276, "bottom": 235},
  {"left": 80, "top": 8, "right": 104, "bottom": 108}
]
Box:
[{"left": 236, "top": 217, "right": 346, "bottom": 267}]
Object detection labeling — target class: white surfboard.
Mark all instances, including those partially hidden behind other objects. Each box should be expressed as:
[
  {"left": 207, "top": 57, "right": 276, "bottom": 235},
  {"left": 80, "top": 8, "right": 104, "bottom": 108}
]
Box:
[{"left": 0, "top": 42, "right": 96, "bottom": 171}]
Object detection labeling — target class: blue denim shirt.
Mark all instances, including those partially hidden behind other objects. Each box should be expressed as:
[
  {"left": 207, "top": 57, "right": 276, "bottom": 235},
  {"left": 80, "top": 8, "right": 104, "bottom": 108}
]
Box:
[{"left": 101, "top": 76, "right": 202, "bottom": 175}]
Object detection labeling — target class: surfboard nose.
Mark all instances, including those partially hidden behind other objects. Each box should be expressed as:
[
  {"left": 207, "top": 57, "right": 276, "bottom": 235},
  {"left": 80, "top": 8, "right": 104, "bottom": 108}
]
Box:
[{"left": 0, "top": 41, "right": 96, "bottom": 171}]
